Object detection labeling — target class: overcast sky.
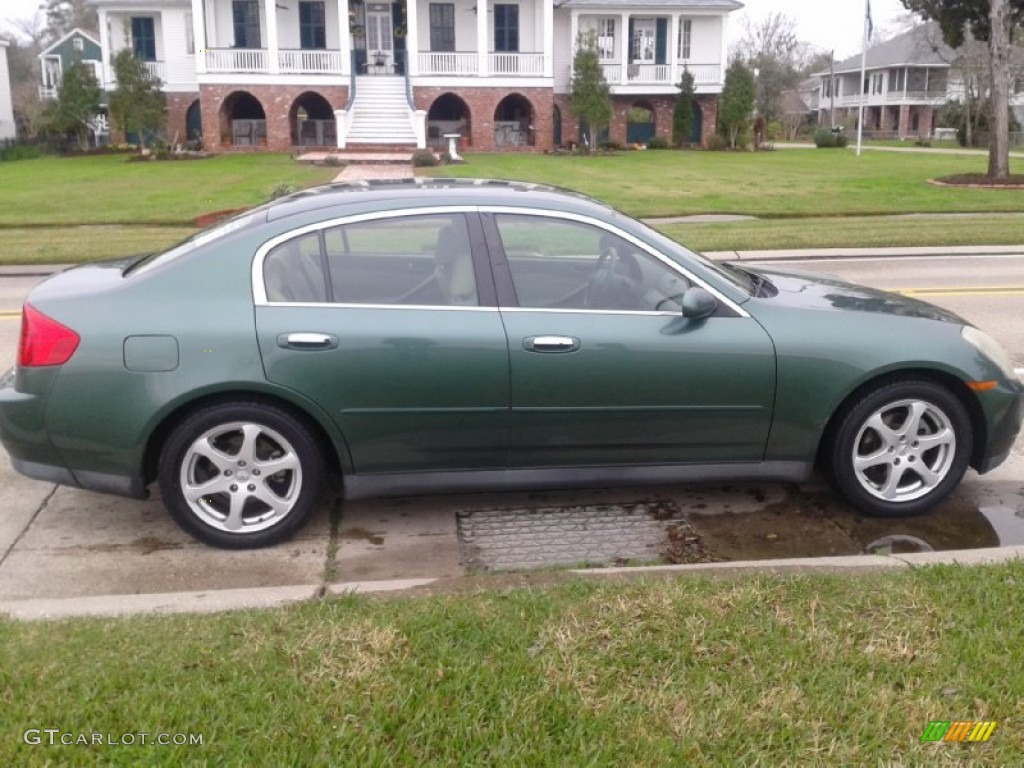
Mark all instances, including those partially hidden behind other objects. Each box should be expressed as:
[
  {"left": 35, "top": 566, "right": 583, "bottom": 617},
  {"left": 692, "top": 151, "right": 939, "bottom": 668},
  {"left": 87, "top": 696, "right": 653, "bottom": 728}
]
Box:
[{"left": 2, "top": 0, "right": 917, "bottom": 59}]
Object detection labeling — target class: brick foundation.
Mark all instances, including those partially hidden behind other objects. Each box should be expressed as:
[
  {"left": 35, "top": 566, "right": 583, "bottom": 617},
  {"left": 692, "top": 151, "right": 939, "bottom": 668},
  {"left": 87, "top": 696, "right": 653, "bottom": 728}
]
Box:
[
  {"left": 164, "top": 91, "right": 199, "bottom": 146},
  {"left": 198, "top": 84, "right": 349, "bottom": 151},
  {"left": 553, "top": 93, "right": 717, "bottom": 149},
  {"left": 414, "top": 86, "right": 554, "bottom": 152}
]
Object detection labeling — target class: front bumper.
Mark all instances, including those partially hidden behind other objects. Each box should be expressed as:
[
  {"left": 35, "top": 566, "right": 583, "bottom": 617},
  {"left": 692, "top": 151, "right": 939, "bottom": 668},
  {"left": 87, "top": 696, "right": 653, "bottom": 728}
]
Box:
[{"left": 975, "top": 377, "right": 1024, "bottom": 474}]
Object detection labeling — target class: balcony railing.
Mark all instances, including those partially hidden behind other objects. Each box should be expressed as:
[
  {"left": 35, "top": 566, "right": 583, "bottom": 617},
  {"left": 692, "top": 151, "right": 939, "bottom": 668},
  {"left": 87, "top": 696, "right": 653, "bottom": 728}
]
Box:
[
  {"left": 417, "top": 51, "right": 478, "bottom": 76},
  {"left": 835, "top": 90, "right": 947, "bottom": 107},
  {"left": 205, "top": 48, "right": 268, "bottom": 73},
  {"left": 143, "top": 60, "right": 164, "bottom": 81},
  {"left": 279, "top": 49, "right": 342, "bottom": 74},
  {"left": 598, "top": 62, "right": 721, "bottom": 87},
  {"left": 488, "top": 52, "right": 545, "bottom": 76}
]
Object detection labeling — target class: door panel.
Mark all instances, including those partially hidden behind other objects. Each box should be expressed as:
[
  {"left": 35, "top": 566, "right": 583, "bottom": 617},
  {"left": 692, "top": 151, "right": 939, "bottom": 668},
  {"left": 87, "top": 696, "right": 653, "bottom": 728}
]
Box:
[
  {"left": 257, "top": 306, "right": 508, "bottom": 472},
  {"left": 486, "top": 212, "right": 776, "bottom": 468},
  {"left": 502, "top": 311, "right": 775, "bottom": 467},
  {"left": 255, "top": 211, "right": 508, "bottom": 474}
]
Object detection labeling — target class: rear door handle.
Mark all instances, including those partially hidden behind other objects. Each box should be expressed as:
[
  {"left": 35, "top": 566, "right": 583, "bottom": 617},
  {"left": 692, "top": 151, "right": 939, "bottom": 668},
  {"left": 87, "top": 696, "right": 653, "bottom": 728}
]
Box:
[
  {"left": 523, "top": 335, "right": 580, "bottom": 354},
  {"left": 278, "top": 332, "right": 338, "bottom": 350}
]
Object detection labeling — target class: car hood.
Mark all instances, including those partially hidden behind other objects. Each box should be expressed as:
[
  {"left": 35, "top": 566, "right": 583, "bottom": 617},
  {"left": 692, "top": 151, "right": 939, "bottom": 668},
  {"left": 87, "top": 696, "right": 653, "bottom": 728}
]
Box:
[{"left": 748, "top": 265, "right": 967, "bottom": 324}]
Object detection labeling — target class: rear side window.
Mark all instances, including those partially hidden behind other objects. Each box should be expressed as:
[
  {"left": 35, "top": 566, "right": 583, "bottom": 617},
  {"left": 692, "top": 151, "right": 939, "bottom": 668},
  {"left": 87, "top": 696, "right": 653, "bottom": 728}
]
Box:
[
  {"left": 263, "top": 232, "right": 328, "bottom": 302},
  {"left": 324, "top": 213, "right": 478, "bottom": 306}
]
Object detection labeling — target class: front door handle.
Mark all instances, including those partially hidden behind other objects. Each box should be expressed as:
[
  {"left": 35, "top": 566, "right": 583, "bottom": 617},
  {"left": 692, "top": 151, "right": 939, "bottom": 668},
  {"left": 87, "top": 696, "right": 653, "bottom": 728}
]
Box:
[
  {"left": 278, "top": 332, "right": 338, "bottom": 350},
  {"left": 523, "top": 335, "right": 580, "bottom": 354}
]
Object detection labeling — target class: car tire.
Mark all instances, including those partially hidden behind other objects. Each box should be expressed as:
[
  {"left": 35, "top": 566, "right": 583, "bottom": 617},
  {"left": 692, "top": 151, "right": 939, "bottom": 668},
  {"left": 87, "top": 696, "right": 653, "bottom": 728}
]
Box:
[
  {"left": 827, "top": 379, "right": 972, "bottom": 517},
  {"left": 158, "top": 402, "right": 326, "bottom": 549}
]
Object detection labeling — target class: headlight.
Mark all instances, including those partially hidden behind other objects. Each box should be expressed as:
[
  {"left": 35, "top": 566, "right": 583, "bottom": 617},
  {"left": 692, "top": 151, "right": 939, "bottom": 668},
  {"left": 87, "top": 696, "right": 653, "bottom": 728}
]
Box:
[{"left": 962, "top": 326, "right": 1017, "bottom": 380}]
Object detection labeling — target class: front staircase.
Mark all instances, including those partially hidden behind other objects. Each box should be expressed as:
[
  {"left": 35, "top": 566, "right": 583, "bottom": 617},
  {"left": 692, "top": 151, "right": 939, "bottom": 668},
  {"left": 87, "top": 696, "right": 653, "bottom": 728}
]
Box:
[{"left": 343, "top": 76, "right": 419, "bottom": 149}]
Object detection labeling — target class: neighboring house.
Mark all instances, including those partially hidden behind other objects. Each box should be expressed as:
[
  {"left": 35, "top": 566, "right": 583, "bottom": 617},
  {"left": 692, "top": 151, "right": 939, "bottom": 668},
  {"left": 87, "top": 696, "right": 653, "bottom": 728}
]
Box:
[
  {"left": 85, "top": 0, "right": 739, "bottom": 151},
  {"left": 811, "top": 23, "right": 957, "bottom": 139},
  {"left": 810, "top": 23, "right": 1024, "bottom": 140},
  {"left": 1, "top": 40, "right": 17, "bottom": 142},
  {"left": 38, "top": 28, "right": 105, "bottom": 99}
]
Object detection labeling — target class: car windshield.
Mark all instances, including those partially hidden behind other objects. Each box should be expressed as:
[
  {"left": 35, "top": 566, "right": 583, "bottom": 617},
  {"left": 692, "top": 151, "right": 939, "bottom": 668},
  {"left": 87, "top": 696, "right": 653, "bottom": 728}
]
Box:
[
  {"left": 621, "top": 217, "right": 757, "bottom": 295},
  {"left": 127, "top": 210, "right": 262, "bottom": 277}
]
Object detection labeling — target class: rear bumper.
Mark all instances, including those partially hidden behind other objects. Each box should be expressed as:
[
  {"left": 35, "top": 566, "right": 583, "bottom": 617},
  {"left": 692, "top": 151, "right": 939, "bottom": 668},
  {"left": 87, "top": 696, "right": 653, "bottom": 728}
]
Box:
[{"left": 1, "top": 368, "right": 147, "bottom": 499}]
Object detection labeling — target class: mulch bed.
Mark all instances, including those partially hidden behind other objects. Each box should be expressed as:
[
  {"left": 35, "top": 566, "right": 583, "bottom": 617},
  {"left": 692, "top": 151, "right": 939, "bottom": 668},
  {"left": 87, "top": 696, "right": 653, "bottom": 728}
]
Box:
[
  {"left": 930, "top": 174, "right": 1024, "bottom": 189},
  {"left": 193, "top": 208, "right": 249, "bottom": 228}
]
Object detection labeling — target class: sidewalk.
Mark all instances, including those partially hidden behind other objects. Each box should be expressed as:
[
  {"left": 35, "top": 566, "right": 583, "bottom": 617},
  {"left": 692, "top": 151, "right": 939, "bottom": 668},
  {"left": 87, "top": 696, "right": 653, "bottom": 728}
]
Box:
[{"left": 3, "top": 243, "right": 1023, "bottom": 279}]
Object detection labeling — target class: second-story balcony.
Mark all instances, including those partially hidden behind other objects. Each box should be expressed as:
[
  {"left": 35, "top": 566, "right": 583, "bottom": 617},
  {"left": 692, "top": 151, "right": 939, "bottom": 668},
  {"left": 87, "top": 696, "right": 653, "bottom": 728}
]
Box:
[
  {"left": 204, "top": 48, "right": 344, "bottom": 75},
  {"left": 599, "top": 62, "right": 721, "bottom": 88}
]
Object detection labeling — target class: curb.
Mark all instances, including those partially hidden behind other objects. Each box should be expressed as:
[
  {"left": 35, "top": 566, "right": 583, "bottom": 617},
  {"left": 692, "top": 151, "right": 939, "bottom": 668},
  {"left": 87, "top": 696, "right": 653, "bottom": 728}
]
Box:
[
  {"left": 0, "top": 578, "right": 438, "bottom": 621},
  {"left": 3, "top": 549, "right": 1022, "bottom": 621}
]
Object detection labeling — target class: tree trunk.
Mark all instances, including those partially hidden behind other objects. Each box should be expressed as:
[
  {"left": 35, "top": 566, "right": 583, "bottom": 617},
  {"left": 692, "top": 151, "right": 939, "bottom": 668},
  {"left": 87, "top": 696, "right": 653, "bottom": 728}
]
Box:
[{"left": 988, "top": 0, "right": 1011, "bottom": 179}]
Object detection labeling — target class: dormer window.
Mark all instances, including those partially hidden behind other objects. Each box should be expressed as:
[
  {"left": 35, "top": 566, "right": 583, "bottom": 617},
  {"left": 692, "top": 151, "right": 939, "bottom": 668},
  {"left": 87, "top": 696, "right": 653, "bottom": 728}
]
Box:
[{"left": 73, "top": 37, "right": 84, "bottom": 51}]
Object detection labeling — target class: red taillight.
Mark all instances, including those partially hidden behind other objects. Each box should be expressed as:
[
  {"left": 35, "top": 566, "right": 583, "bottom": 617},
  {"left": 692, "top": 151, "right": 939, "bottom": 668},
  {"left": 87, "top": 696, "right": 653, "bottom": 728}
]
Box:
[{"left": 18, "top": 303, "right": 80, "bottom": 367}]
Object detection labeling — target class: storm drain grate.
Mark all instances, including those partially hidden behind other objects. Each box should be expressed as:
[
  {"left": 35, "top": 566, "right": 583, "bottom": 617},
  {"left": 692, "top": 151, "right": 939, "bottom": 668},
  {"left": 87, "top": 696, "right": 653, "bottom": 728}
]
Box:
[{"left": 456, "top": 500, "right": 704, "bottom": 571}]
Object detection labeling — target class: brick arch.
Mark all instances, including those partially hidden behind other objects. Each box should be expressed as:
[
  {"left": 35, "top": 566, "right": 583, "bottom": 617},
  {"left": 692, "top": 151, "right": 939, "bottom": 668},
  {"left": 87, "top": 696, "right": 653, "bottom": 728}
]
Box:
[
  {"left": 219, "top": 91, "right": 267, "bottom": 148},
  {"left": 493, "top": 93, "right": 535, "bottom": 147},
  {"left": 288, "top": 91, "right": 335, "bottom": 147},
  {"left": 426, "top": 92, "right": 472, "bottom": 147}
]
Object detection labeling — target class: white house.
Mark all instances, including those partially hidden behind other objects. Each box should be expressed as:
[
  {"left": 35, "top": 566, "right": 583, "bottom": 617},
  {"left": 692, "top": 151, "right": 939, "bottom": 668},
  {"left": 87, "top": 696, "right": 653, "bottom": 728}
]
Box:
[
  {"left": 0, "top": 40, "right": 17, "bottom": 142},
  {"left": 85, "top": 0, "right": 740, "bottom": 151}
]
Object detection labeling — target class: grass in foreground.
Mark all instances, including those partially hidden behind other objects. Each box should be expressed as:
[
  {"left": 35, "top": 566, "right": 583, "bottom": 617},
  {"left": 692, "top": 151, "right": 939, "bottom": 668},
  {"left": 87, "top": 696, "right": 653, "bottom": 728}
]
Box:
[
  {"left": 429, "top": 149, "right": 1024, "bottom": 218},
  {"left": 2, "top": 563, "right": 1021, "bottom": 765},
  {"left": 0, "top": 154, "right": 338, "bottom": 227}
]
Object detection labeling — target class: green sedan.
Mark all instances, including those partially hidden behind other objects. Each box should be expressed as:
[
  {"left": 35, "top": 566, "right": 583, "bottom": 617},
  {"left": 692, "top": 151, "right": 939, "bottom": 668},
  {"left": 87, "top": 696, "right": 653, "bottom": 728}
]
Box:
[{"left": 1, "top": 180, "right": 1021, "bottom": 548}]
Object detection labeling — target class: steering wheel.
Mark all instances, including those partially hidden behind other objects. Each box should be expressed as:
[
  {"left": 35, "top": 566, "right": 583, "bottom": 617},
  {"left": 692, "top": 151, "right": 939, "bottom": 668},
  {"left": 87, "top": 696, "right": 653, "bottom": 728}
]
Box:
[{"left": 585, "top": 245, "right": 643, "bottom": 308}]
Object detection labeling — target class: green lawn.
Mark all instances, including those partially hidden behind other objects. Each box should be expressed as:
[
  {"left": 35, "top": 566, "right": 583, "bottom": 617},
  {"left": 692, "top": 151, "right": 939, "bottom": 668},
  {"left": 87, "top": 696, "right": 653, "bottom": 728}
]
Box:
[
  {"left": 429, "top": 149, "right": 1024, "bottom": 218},
  {"left": 2, "top": 563, "right": 1021, "bottom": 765},
  {"left": 0, "top": 154, "right": 338, "bottom": 226}
]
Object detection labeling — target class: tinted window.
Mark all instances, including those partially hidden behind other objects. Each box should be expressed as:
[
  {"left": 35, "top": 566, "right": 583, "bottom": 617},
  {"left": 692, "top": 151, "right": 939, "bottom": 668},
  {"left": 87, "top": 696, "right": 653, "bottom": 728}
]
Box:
[
  {"left": 495, "top": 214, "right": 690, "bottom": 311},
  {"left": 323, "top": 214, "right": 478, "bottom": 306},
  {"left": 263, "top": 232, "right": 328, "bottom": 302}
]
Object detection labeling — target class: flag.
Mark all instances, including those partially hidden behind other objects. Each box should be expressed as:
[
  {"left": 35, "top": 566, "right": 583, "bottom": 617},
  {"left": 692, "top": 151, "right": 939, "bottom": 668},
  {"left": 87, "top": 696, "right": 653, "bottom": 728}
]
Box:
[{"left": 866, "top": 0, "right": 874, "bottom": 41}]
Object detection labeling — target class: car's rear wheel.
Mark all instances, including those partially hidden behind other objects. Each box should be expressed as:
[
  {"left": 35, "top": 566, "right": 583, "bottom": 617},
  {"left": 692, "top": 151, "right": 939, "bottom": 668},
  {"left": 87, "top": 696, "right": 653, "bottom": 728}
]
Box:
[
  {"left": 158, "top": 402, "right": 325, "bottom": 548},
  {"left": 828, "top": 379, "right": 972, "bottom": 517}
]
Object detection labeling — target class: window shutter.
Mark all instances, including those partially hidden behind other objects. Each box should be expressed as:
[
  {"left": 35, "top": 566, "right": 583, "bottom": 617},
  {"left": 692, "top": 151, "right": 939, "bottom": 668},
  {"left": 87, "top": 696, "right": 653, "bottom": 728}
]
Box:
[{"left": 655, "top": 18, "right": 667, "bottom": 65}]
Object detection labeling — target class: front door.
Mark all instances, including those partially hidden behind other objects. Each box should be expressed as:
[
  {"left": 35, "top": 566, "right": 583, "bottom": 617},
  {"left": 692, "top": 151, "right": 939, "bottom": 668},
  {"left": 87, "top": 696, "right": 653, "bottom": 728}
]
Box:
[
  {"left": 484, "top": 211, "right": 776, "bottom": 468},
  {"left": 365, "top": 6, "right": 394, "bottom": 71},
  {"left": 255, "top": 211, "right": 508, "bottom": 474}
]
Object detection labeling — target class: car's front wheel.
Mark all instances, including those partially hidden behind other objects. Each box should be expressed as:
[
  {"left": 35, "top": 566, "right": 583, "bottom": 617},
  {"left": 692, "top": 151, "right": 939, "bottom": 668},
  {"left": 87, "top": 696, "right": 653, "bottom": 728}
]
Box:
[
  {"left": 828, "top": 379, "right": 972, "bottom": 517},
  {"left": 158, "top": 402, "right": 325, "bottom": 548}
]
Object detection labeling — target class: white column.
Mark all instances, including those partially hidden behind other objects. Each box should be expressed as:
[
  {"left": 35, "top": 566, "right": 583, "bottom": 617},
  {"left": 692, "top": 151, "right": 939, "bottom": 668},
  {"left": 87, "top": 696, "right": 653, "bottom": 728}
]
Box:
[
  {"left": 543, "top": 0, "right": 554, "bottom": 77},
  {"left": 719, "top": 14, "right": 728, "bottom": 86},
  {"left": 569, "top": 10, "right": 577, "bottom": 80},
  {"left": 265, "top": 0, "right": 279, "bottom": 74},
  {"left": 338, "top": 0, "right": 351, "bottom": 76},
  {"left": 478, "top": 0, "right": 488, "bottom": 76},
  {"left": 669, "top": 14, "right": 678, "bottom": 86},
  {"left": 620, "top": 13, "right": 629, "bottom": 86},
  {"left": 406, "top": 0, "right": 419, "bottom": 76},
  {"left": 98, "top": 9, "right": 111, "bottom": 87},
  {"left": 191, "top": 0, "right": 207, "bottom": 74}
]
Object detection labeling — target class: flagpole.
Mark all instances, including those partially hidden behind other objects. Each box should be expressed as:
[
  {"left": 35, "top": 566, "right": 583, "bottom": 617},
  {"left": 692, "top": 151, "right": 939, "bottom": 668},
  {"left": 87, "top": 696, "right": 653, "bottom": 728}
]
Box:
[{"left": 856, "top": 0, "right": 871, "bottom": 156}]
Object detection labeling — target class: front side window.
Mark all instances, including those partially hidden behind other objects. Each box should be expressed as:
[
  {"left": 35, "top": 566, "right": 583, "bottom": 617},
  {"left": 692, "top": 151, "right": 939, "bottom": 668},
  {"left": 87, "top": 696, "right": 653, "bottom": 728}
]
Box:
[
  {"left": 131, "top": 17, "right": 157, "bottom": 61},
  {"left": 233, "top": 0, "right": 261, "bottom": 48},
  {"left": 299, "top": 1, "right": 327, "bottom": 50},
  {"left": 494, "top": 214, "right": 691, "bottom": 312},
  {"left": 494, "top": 5, "right": 519, "bottom": 53}
]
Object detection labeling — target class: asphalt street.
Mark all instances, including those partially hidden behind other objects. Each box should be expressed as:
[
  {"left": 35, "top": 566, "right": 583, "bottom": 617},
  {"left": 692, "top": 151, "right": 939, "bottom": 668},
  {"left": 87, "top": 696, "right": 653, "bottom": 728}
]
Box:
[{"left": 0, "top": 251, "right": 1022, "bottom": 616}]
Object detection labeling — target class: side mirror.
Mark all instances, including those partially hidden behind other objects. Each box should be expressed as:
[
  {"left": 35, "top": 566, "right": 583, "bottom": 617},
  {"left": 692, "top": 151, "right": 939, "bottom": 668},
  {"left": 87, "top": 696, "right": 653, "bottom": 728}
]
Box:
[{"left": 681, "top": 286, "right": 718, "bottom": 319}]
